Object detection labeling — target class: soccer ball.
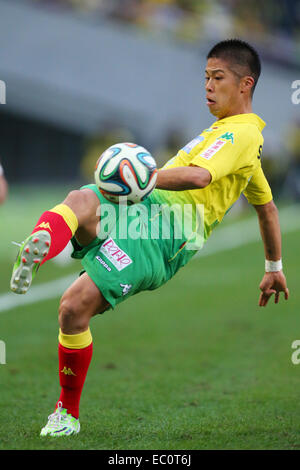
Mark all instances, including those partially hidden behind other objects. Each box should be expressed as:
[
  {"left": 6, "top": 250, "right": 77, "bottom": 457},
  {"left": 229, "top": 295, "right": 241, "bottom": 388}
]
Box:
[{"left": 94, "top": 142, "right": 158, "bottom": 204}]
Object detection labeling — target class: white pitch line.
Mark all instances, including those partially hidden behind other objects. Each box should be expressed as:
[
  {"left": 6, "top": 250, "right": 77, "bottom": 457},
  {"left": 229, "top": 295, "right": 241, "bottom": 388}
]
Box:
[
  {"left": 197, "top": 203, "right": 300, "bottom": 258},
  {"left": 0, "top": 204, "right": 299, "bottom": 314},
  {"left": 0, "top": 274, "right": 78, "bottom": 314}
]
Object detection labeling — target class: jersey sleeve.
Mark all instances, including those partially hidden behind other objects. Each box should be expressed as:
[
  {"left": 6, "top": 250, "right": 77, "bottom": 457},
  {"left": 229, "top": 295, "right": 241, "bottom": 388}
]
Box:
[
  {"left": 243, "top": 165, "right": 273, "bottom": 205},
  {"left": 190, "top": 128, "right": 255, "bottom": 182}
]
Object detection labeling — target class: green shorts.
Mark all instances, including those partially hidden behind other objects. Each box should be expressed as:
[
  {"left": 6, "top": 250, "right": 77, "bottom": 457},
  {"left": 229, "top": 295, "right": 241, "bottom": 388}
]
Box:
[{"left": 71, "top": 185, "right": 199, "bottom": 309}]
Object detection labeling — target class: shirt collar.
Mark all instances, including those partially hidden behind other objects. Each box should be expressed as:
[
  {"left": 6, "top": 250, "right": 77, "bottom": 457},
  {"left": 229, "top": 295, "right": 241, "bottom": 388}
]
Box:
[{"left": 214, "top": 113, "right": 266, "bottom": 132}]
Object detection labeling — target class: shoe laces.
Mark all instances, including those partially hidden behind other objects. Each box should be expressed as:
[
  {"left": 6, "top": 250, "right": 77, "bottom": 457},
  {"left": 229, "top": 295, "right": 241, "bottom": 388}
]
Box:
[{"left": 47, "top": 402, "right": 68, "bottom": 427}]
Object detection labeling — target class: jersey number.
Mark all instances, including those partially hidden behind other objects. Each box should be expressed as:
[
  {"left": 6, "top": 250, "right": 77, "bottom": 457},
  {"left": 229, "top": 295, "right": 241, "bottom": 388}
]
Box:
[{"left": 257, "top": 145, "right": 263, "bottom": 159}]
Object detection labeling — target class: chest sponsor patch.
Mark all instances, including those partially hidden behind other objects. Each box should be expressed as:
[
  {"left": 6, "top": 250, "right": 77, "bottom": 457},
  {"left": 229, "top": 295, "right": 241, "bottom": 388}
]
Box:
[
  {"left": 182, "top": 135, "right": 204, "bottom": 154},
  {"left": 99, "top": 237, "right": 133, "bottom": 271}
]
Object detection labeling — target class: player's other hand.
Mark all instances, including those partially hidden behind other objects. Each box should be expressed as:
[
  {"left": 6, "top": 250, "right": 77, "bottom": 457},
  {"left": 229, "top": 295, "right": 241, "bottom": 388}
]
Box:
[{"left": 258, "top": 271, "right": 289, "bottom": 307}]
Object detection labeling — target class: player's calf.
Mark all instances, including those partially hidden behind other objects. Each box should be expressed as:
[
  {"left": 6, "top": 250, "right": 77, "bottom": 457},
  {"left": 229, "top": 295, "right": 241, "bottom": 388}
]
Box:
[{"left": 43, "top": 273, "right": 109, "bottom": 426}]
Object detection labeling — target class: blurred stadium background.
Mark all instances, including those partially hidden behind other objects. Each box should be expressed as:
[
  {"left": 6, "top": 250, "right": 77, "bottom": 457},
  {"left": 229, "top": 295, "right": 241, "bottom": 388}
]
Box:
[
  {"left": 0, "top": 0, "right": 300, "bottom": 189},
  {"left": 0, "top": 0, "right": 300, "bottom": 450}
]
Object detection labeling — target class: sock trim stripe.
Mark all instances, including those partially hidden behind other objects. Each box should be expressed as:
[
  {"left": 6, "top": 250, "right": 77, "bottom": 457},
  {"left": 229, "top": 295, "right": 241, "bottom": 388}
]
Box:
[
  {"left": 50, "top": 204, "right": 78, "bottom": 236},
  {"left": 59, "top": 328, "right": 92, "bottom": 349}
]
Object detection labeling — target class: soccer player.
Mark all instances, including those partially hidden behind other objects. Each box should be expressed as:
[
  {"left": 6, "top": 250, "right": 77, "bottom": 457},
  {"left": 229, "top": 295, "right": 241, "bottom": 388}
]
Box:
[{"left": 10, "top": 39, "right": 289, "bottom": 436}]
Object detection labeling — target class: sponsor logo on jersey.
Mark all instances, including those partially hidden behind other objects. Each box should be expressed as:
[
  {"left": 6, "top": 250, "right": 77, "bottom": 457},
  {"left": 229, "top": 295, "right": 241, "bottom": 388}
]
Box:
[
  {"left": 96, "top": 256, "right": 112, "bottom": 272},
  {"left": 203, "top": 126, "right": 219, "bottom": 132},
  {"left": 100, "top": 237, "right": 132, "bottom": 271},
  {"left": 61, "top": 366, "right": 76, "bottom": 376},
  {"left": 200, "top": 139, "right": 227, "bottom": 160},
  {"left": 199, "top": 132, "right": 234, "bottom": 160},
  {"left": 120, "top": 283, "right": 132, "bottom": 295},
  {"left": 182, "top": 135, "right": 205, "bottom": 154}
]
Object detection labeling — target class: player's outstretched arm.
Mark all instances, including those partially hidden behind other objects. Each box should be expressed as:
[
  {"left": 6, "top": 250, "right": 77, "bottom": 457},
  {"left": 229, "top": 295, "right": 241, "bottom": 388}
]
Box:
[
  {"left": 156, "top": 166, "right": 212, "bottom": 190},
  {"left": 254, "top": 200, "right": 289, "bottom": 307}
]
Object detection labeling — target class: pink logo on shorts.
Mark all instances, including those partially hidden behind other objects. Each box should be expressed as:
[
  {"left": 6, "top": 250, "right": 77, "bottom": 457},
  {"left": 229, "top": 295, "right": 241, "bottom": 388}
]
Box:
[{"left": 100, "top": 238, "right": 133, "bottom": 271}]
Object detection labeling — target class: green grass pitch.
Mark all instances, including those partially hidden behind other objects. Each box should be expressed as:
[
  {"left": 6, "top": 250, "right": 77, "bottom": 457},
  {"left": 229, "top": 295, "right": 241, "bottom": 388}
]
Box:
[{"left": 0, "top": 187, "right": 299, "bottom": 450}]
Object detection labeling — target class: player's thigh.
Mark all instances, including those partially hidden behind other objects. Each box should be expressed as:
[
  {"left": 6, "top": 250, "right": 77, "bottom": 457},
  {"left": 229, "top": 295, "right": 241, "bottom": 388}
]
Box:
[{"left": 59, "top": 272, "right": 110, "bottom": 332}]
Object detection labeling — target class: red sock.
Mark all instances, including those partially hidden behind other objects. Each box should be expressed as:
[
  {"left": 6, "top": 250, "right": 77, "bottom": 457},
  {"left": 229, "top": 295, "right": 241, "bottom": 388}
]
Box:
[
  {"left": 31, "top": 204, "right": 78, "bottom": 265},
  {"left": 56, "top": 342, "right": 93, "bottom": 419}
]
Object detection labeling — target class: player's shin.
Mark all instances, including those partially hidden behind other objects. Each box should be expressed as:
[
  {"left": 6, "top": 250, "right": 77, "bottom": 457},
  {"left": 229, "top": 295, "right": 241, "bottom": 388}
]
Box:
[
  {"left": 56, "top": 328, "right": 93, "bottom": 419},
  {"left": 31, "top": 203, "right": 78, "bottom": 264}
]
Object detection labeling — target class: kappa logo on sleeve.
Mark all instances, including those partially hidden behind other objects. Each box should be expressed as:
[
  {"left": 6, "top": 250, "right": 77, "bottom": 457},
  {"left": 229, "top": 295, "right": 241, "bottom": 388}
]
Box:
[
  {"left": 220, "top": 132, "right": 234, "bottom": 144},
  {"left": 100, "top": 238, "right": 133, "bottom": 271}
]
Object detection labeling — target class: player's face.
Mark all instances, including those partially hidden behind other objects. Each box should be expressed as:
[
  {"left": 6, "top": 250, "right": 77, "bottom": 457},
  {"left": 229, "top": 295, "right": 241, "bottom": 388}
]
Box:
[{"left": 205, "top": 57, "right": 244, "bottom": 119}]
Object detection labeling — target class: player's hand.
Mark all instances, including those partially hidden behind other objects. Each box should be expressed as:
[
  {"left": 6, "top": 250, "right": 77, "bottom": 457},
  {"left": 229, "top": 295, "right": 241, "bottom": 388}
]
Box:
[{"left": 258, "top": 271, "right": 289, "bottom": 307}]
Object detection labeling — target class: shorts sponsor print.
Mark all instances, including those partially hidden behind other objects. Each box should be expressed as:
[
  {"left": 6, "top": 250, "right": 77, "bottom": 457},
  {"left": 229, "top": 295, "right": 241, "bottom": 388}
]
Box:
[
  {"left": 99, "top": 237, "right": 132, "bottom": 271},
  {"left": 79, "top": 231, "right": 169, "bottom": 309},
  {"left": 95, "top": 256, "right": 111, "bottom": 272}
]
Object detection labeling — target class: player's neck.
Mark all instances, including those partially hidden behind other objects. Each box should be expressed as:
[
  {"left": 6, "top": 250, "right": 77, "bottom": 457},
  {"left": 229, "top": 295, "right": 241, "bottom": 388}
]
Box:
[{"left": 217, "top": 100, "right": 253, "bottom": 120}]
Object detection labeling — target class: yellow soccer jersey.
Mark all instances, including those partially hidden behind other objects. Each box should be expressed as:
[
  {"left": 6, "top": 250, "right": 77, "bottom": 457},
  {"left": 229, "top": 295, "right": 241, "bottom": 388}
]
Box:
[{"left": 153, "top": 113, "right": 273, "bottom": 239}]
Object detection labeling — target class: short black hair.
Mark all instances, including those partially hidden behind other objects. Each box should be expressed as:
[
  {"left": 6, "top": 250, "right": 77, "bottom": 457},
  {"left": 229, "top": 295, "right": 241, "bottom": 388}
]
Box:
[{"left": 207, "top": 39, "right": 261, "bottom": 95}]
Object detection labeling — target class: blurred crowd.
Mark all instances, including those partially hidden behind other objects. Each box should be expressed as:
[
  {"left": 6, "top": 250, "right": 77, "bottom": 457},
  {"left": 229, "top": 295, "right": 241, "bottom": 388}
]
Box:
[{"left": 30, "top": 0, "right": 300, "bottom": 67}]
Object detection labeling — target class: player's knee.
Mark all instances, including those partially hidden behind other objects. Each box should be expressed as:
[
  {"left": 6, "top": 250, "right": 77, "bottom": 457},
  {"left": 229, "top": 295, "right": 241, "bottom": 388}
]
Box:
[
  {"left": 62, "top": 189, "right": 95, "bottom": 227},
  {"left": 58, "top": 274, "right": 110, "bottom": 332},
  {"left": 58, "top": 294, "right": 90, "bottom": 332}
]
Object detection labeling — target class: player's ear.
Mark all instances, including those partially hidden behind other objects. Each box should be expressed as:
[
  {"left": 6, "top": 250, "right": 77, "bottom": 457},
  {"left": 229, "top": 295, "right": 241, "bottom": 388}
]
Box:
[{"left": 240, "top": 76, "right": 255, "bottom": 95}]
